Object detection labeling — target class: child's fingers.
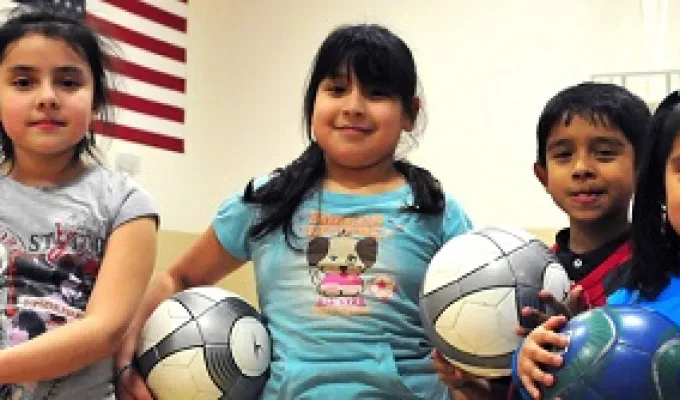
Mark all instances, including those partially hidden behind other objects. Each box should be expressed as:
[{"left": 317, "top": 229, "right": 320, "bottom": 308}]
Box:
[
  {"left": 519, "top": 373, "right": 542, "bottom": 400},
  {"left": 542, "top": 315, "right": 568, "bottom": 332},
  {"left": 567, "top": 285, "right": 588, "bottom": 315},
  {"left": 524, "top": 337, "right": 564, "bottom": 367},
  {"left": 518, "top": 344, "right": 555, "bottom": 399},
  {"left": 117, "top": 368, "right": 155, "bottom": 400},
  {"left": 432, "top": 349, "right": 464, "bottom": 386},
  {"left": 517, "top": 319, "right": 568, "bottom": 399},
  {"left": 522, "top": 305, "right": 551, "bottom": 327},
  {"left": 516, "top": 325, "right": 530, "bottom": 337},
  {"left": 538, "top": 290, "right": 571, "bottom": 318},
  {"left": 432, "top": 349, "right": 454, "bottom": 373},
  {"left": 432, "top": 348, "right": 445, "bottom": 363},
  {"left": 518, "top": 308, "right": 569, "bottom": 339}
]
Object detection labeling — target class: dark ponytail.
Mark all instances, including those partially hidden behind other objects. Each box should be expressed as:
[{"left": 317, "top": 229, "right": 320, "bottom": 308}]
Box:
[
  {"left": 244, "top": 143, "right": 325, "bottom": 247},
  {"left": 394, "top": 160, "right": 444, "bottom": 214},
  {"left": 244, "top": 147, "right": 444, "bottom": 249}
]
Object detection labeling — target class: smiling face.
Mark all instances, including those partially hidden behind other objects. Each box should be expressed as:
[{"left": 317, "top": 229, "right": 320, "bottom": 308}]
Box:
[
  {"left": 535, "top": 114, "right": 635, "bottom": 225},
  {"left": 310, "top": 69, "right": 415, "bottom": 173},
  {"left": 0, "top": 34, "right": 95, "bottom": 160},
  {"left": 664, "top": 133, "right": 680, "bottom": 239}
]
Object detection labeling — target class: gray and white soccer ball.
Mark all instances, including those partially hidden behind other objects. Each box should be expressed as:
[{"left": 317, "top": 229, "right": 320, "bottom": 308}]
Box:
[
  {"left": 420, "top": 226, "right": 570, "bottom": 378},
  {"left": 136, "top": 286, "right": 271, "bottom": 400}
]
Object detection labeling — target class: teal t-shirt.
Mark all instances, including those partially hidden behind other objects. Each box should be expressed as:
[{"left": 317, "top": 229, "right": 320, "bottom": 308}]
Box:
[{"left": 212, "top": 184, "right": 472, "bottom": 399}]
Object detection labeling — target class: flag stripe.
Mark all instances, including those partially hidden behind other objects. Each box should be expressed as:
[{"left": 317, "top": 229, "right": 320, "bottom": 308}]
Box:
[
  {"left": 112, "top": 106, "right": 184, "bottom": 139},
  {"left": 86, "top": 13, "right": 185, "bottom": 62},
  {"left": 89, "top": 0, "right": 185, "bottom": 48},
  {"left": 110, "top": 90, "right": 184, "bottom": 123},
  {"left": 107, "top": 41, "right": 184, "bottom": 78},
  {"left": 139, "top": 0, "right": 187, "bottom": 18},
  {"left": 114, "top": 74, "right": 184, "bottom": 109},
  {"left": 109, "top": 56, "right": 184, "bottom": 92},
  {"left": 101, "top": 0, "right": 186, "bottom": 32},
  {"left": 94, "top": 121, "right": 184, "bottom": 152}
]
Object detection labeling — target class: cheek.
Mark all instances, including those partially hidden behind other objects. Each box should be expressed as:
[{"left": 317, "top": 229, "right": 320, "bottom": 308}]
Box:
[
  {"left": 543, "top": 165, "right": 566, "bottom": 186},
  {"left": 66, "top": 95, "right": 94, "bottom": 124},
  {"left": 666, "top": 177, "right": 680, "bottom": 231},
  {"left": 310, "top": 101, "right": 328, "bottom": 134},
  {"left": 377, "top": 106, "right": 404, "bottom": 131},
  {"left": 0, "top": 101, "right": 29, "bottom": 137}
]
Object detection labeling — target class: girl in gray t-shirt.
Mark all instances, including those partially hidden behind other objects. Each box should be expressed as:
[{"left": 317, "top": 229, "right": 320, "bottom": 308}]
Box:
[{"left": 0, "top": 5, "right": 159, "bottom": 399}]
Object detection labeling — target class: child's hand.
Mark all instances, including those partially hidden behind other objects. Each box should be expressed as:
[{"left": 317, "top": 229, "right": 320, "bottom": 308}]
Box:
[
  {"left": 516, "top": 286, "right": 586, "bottom": 337},
  {"left": 115, "top": 330, "right": 155, "bottom": 400},
  {"left": 517, "top": 315, "right": 569, "bottom": 399},
  {"left": 116, "top": 365, "right": 154, "bottom": 400},
  {"left": 432, "top": 349, "right": 490, "bottom": 399}
]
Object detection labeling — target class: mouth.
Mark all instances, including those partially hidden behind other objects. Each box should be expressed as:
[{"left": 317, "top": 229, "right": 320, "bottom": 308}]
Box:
[
  {"left": 29, "top": 120, "right": 66, "bottom": 130},
  {"left": 568, "top": 189, "right": 606, "bottom": 204},
  {"left": 335, "top": 126, "right": 372, "bottom": 135}
]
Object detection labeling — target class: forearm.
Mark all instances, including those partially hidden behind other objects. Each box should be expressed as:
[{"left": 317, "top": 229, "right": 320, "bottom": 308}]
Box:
[
  {"left": 125, "top": 272, "right": 184, "bottom": 342},
  {"left": 0, "top": 315, "right": 120, "bottom": 383}
]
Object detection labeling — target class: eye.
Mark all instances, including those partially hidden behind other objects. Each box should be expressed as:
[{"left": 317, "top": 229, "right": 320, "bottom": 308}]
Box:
[
  {"left": 329, "top": 255, "right": 338, "bottom": 261},
  {"left": 347, "top": 254, "right": 357, "bottom": 262},
  {"left": 12, "top": 77, "right": 33, "bottom": 89},
  {"left": 366, "top": 88, "right": 390, "bottom": 99},
  {"left": 552, "top": 151, "right": 572, "bottom": 160},
  {"left": 594, "top": 148, "right": 616, "bottom": 160},
  {"left": 59, "top": 78, "right": 82, "bottom": 89},
  {"left": 326, "top": 84, "right": 346, "bottom": 96}
]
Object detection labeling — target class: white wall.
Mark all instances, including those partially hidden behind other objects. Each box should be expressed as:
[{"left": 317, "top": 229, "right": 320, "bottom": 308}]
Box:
[{"left": 107, "top": 0, "right": 680, "bottom": 233}]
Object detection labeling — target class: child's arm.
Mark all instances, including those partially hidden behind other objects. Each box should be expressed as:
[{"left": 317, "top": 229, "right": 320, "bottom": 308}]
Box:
[
  {"left": 514, "top": 315, "right": 569, "bottom": 399},
  {"left": 0, "top": 216, "right": 157, "bottom": 383},
  {"left": 116, "top": 226, "right": 247, "bottom": 400}
]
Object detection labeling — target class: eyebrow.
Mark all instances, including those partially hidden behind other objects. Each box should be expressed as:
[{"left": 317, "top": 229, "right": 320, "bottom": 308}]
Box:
[
  {"left": 590, "top": 136, "right": 626, "bottom": 147},
  {"left": 7, "top": 65, "right": 85, "bottom": 74},
  {"left": 546, "top": 135, "right": 625, "bottom": 151},
  {"left": 546, "top": 138, "right": 571, "bottom": 151}
]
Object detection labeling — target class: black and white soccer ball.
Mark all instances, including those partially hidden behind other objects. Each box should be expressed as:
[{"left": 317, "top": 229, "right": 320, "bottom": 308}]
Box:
[
  {"left": 419, "top": 226, "right": 570, "bottom": 378},
  {"left": 135, "top": 286, "right": 271, "bottom": 399}
]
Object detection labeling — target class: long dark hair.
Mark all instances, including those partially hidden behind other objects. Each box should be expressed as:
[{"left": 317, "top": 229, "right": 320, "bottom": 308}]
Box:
[
  {"left": 0, "top": 5, "right": 115, "bottom": 165},
  {"left": 244, "top": 24, "right": 444, "bottom": 248},
  {"left": 630, "top": 91, "right": 680, "bottom": 299}
]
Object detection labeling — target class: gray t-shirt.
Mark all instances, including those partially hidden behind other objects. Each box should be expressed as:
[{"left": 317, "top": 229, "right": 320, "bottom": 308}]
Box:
[{"left": 0, "top": 165, "right": 158, "bottom": 399}]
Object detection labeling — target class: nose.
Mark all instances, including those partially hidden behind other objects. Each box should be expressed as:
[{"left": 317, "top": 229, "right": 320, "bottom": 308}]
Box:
[
  {"left": 37, "top": 82, "right": 59, "bottom": 110},
  {"left": 342, "top": 86, "right": 366, "bottom": 117},
  {"left": 572, "top": 153, "right": 595, "bottom": 180}
]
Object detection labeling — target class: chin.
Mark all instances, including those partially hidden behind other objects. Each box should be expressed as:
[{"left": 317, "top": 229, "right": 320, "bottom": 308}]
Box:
[{"left": 569, "top": 210, "right": 622, "bottom": 225}]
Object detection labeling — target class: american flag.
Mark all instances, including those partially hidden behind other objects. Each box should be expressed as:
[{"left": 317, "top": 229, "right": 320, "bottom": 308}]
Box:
[{"left": 9, "top": 0, "right": 187, "bottom": 153}]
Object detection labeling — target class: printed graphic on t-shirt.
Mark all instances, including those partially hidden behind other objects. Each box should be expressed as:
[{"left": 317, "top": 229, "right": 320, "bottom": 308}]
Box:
[
  {"left": 305, "top": 211, "right": 397, "bottom": 315},
  {"left": 0, "top": 220, "right": 102, "bottom": 350}
]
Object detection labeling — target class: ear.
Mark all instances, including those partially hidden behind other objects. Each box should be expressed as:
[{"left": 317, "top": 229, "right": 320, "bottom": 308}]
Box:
[
  {"left": 402, "top": 97, "right": 421, "bottom": 132},
  {"left": 355, "top": 237, "right": 378, "bottom": 268},
  {"left": 307, "top": 237, "right": 329, "bottom": 266},
  {"left": 534, "top": 162, "right": 548, "bottom": 188}
]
